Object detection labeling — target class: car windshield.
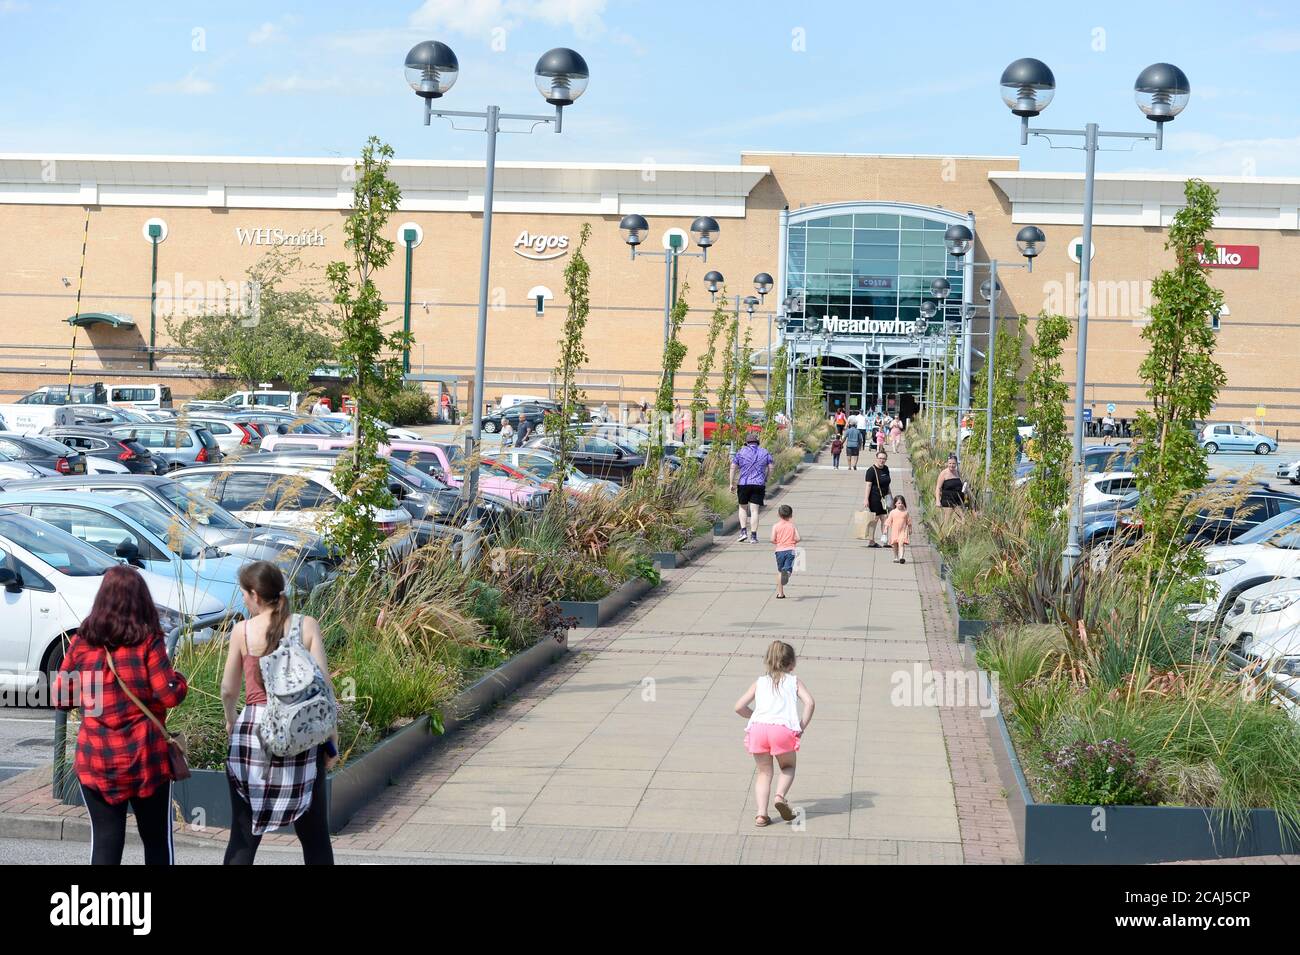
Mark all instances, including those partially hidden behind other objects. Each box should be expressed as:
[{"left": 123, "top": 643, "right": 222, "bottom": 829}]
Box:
[
  {"left": 1243, "top": 509, "right": 1300, "bottom": 545},
  {"left": 117, "top": 501, "right": 209, "bottom": 559},
  {"left": 388, "top": 456, "right": 447, "bottom": 491},
  {"left": 317, "top": 417, "right": 349, "bottom": 434},
  {"left": 1268, "top": 530, "right": 1300, "bottom": 551},
  {"left": 0, "top": 513, "right": 117, "bottom": 577},
  {"left": 1084, "top": 451, "right": 1137, "bottom": 474},
  {"left": 154, "top": 481, "right": 247, "bottom": 531}
]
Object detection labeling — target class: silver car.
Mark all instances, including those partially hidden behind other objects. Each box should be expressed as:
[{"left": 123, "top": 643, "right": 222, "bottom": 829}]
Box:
[{"left": 109, "top": 423, "right": 223, "bottom": 470}]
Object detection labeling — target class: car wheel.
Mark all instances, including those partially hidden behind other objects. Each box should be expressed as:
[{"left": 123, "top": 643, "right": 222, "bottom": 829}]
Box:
[
  {"left": 1256, "top": 443, "right": 1271, "bottom": 455},
  {"left": 1204, "top": 442, "right": 1218, "bottom": 454},
  {"left": 41, "top": 638, "right": 66, "bottom": 704},
  {"left": 482, "top": 420, "right": 498, "bottom": 434}
]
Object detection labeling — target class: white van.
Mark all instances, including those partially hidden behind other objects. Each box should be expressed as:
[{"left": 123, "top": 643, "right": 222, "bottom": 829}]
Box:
[
  {"left": 187, "top": 390, "right": 305, "bottom": 413},
  {"left": 498, "top": 393, "right": 551, "bottom": 411},
  {"left": 108, "top": 383, "right": 174, "bottom": 410}
]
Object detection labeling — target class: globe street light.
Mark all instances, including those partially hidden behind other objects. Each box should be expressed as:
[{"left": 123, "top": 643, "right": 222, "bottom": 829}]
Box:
[
  {"left": 406, "top": 41, "right": 589, "bottom": 560},
  {"left": 1001, "top": 57, "right": 1190, "bottom": 575}
]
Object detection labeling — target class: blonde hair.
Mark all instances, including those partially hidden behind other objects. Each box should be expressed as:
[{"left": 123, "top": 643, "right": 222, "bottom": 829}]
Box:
[{"left": 764, "top": 640, "right": 797, "bottom": 688}]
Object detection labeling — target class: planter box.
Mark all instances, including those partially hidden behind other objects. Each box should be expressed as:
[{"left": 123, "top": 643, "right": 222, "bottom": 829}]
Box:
[
  {"left": 943, "top": 577, "right": 990, "bottom": 643},
  {"left": 59, "top": 632, "right": 570, "bottom": 834},
  {"left": 556, "top": 575, "right": 656, "bottom": 629},
  {"left": 984, "top": 676, "right": 1300, "bottom": 864},
  {"left": 714, "top": 513, "right": 741, "bottom": 537},
  {"left": 651, "top": 530, "right": 714, "bottom": 570}
]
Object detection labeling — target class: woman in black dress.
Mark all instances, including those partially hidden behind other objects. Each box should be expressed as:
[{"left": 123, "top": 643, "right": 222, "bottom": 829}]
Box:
[
  {"left": 936, "top": 455, "right": 966, "bottom": 508},
  {"left": 863, "top": 450, "right": 892, "bottom": 547}
]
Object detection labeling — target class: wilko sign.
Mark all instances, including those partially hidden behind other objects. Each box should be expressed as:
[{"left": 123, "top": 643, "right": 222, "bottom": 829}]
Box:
[
  {"left": 1196, "top": 244, "right": 1259, "bottom": 269},
  {"left": 512, "top": 230, "right": 570, "bottom": 261}
]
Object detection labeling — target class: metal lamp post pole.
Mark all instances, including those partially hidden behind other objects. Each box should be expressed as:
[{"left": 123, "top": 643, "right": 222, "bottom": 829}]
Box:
[
  {"left": 402, "top": 229, "right": 417, "bottom": 375},
  {"left": 983, "top": 260, "right": 999, "bottom": 480},
  {"left": 147, "top": 225, "right": 161, "bottom": 372}
]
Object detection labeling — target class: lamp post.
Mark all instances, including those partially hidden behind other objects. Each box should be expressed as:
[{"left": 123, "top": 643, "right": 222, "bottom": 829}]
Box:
[
  {"left": 619, "top": 215, "right": 721, "bottom": 408},
  {"left": 397, "top": 223, "right": 423, "bottom": 375},
  {"left": 144, "top": 220, "right": 165, "bottom": 372},
  {"left": 405, "top": 41, "right": 589, "bottom": 513},
  {"left": 934, "top": 223, "right": 1046, "bottom": 476},
  {"left": 999, "top": 57, "right": 1189, "bottom": 576}
]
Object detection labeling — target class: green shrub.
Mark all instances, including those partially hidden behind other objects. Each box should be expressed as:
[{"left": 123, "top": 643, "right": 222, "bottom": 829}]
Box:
[{"left": 1041, "top": 738, "right": 1163, "bottom": 806}]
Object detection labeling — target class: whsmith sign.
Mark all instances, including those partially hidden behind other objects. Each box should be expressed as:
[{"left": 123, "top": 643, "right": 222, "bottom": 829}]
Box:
[
  {"left": 820, "top": 316, "right": 920, "bottom": 335},
  {"left": 235, "top": 227, "right": 326, "bottom": 248}
]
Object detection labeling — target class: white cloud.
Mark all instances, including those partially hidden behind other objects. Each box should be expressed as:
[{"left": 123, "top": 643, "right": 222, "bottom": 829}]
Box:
[
  {"left": 1141, "top": 131, "right": 1300, "bottom": 177},
  {"left": 148, "top": 69, "right": 215, "bottom": 95},
  {"left": 0, "top": 1, "right": 30, "bottom": 12},
  {"left": 252, "top": 74, "right": 383, "bottom": 96},
  {"left": 409, "top": 0, "right": 606, "bottom": 37},
  {"left": 249, "top": 22, "right": 279, "bottom": 45}
]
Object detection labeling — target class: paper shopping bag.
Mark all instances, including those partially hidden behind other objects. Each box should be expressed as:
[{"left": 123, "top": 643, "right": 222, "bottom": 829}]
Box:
[{"left": 851, "top": 510, "right": 870, "bottom": 540}]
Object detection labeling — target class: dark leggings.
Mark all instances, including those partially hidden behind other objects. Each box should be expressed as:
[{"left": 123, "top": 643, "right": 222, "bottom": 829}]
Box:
[
  {"left": 224, "top": 750, "right": 333, "bottom": 865},
  {"left": 80, "top": 782, "right": 174, "bottom": 865}
]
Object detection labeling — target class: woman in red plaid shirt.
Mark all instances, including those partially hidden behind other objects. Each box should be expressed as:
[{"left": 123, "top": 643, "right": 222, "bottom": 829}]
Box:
[{"left": 52, "top": 565, "right": 187, "bottom": 865}]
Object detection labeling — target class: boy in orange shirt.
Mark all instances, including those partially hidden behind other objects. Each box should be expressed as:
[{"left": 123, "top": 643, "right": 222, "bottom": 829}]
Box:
[{"left": 771, "top": 504, "right": 801, "bottom": 599}]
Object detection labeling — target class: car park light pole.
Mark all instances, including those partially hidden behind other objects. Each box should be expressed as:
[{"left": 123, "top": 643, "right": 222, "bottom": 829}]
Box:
[
  {"left": 405, "top": 41, "right": 589, "bottom": 517},
  {"left": 932, "top": 224, "right": 1046, "bottom": 483},
  {"left": 998, "top": 57, "right": 1190, "bottom": 575},
  {"left": 618, "top": 215, "right": 723, "bottom": 413}
]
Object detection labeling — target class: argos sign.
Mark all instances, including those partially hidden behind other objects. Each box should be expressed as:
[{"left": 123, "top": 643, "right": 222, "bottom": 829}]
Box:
[
  {"left": 512, "top": 230, "right": 570, "bottom": 261},
  {"left": 1196, "top": 244, "right": 1259, "bottom": 269}
]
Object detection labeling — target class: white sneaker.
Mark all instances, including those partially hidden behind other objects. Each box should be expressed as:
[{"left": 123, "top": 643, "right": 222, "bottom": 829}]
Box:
[{"left": 738, "top": 532, "right": 749, "bottom": 543}]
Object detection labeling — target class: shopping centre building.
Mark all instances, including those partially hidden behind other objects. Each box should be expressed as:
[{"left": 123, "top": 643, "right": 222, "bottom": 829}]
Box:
[{"left": 1, "top": 150, "right": 1298, "bottom": 434}]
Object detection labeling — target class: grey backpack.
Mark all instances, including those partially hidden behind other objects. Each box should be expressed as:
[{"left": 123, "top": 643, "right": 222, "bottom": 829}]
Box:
[{"left": 256, "top": 614, "right": 337, "bottom": 758}]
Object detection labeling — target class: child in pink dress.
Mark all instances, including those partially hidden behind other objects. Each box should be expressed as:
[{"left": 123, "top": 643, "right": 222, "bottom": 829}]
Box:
[{"left": 886, "top": 495, "right": 913, "bottom": 564}]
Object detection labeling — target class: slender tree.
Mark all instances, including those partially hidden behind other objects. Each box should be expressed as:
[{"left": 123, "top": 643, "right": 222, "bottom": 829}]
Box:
[
  {"left": 649, "top": 280, "right": 689, "bottom": 465},
  {"left": 549, "top": 223, "right": 592, "bottom": 495},
  {"left": 761, "top": 342, "right": 789, "bottom": 447},
  {"left": 1131, "top": 179, "right": 1227, "bottom": 594},
  {"left": 1025, "top": 312, "right": 1071, "bottom": 529},
  {"left": 324, "top": 136, "right": 406, "bottom": 569},
  {"left": 690, "top": 296, "right": 728, "bottom": 451}
]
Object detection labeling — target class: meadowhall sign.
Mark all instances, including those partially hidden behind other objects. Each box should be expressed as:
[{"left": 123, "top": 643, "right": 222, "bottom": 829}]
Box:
[
  {"left": 820, "top": 316, "right": 919, "bottom": 335},
  {"left": 235, "top": 227, "right": 327, "bottom": 248},
  {"left": 1196, "top": 244, "right": 1259, "bottom": 269}
]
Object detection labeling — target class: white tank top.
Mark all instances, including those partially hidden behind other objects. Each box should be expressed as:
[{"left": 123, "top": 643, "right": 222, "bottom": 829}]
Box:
[{"left": 747, "top": 673, "right": 801, "bottom": 732}]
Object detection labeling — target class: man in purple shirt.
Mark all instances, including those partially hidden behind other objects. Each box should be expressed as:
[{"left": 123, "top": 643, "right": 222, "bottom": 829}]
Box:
[{"left": 729, "top": 433, "right": 775, "bottom": 544}]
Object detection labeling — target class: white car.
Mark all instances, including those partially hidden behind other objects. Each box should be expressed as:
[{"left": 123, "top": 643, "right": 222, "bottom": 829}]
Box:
[
  {"left": 1220, "top": 578, "right": 1300, "bottom": 651},
  {"left": 1190, "top": 526, "right": 1300, "bottom": 626},
  {"left": 488, "top": 447, "right": 621, "bottom": 498},
  {"left": 0, "top": 512, "right": 225, "bottom": 692},
  {"left": 1277, "top": 460, "right": 1300, "bottom": 485},
  {"left": 168, "top": 463, "right": 415, "bottom": 555},
  {"left": 1081, "top": 471, "right": 1138, "bottom": 509}
]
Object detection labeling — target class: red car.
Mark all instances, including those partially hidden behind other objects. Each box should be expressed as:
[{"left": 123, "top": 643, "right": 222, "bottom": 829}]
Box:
[{"left": 676, "top": 410, "right": 781, "bottom": 443}]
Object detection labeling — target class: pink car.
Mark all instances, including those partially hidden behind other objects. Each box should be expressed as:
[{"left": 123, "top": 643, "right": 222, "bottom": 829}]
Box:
[{"left": 259, "top": 434, "right": 542, "bottom": 506}]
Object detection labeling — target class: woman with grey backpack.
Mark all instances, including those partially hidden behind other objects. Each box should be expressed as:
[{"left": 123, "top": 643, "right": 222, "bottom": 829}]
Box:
[{"left": 220, "top": 561, "right": 338, "bottom": 865}]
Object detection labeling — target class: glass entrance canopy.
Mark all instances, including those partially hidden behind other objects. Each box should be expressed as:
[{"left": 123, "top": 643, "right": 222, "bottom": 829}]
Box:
[{"left": 784, "top": 201, "right": 969, "bottom": 336}]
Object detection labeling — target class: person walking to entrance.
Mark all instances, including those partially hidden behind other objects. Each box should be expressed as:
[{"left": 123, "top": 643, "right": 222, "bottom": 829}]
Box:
[
  {"left": 771, "top": 504, "right": 801, "bottom": 599},
  {"left": 52, "top": 565, "right": 188, "bottom": 865},
  {"left": 863, "top": 450, "right": 893, "bottom": 547},
  {"left": 834, "top": 409, "right": 847, "bottom": 436},
  {"left": 830, "top": 434, "right": 844, "bottom": 469},
  {"left": 886, "top": 495, "right": 913, "bottom": 564},
  {"left": 1101, "top": 412, "right": 1116, "bottom": 445},
  {"left": 843, "top": 420, "right": 862, "bottom": 470},
  {"left": 890, "top": 417, "right": 904, "bottom": 455},
  {"left": 730, "top": 432, "right": 775, "bottom": 543},
  {"left": 734, "top": 640, "right": 816, "bottom": 827},
  {"left": 222, "top": 561, "right": 338, "bottom": 865}
]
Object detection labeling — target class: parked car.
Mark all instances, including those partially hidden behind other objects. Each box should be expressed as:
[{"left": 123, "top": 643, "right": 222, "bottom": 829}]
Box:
[
  {"left": 480, "top": 401, "right": 556, "bottom": 435},
  {"left": 186, "top": 389, "right": 306, "bottom": 413},
  {"left": 1083, "top": 446, "right": 1139, "bottom": 475},
  {"left": 0, "top": 433, "right": 86, "bottom": 475},
  {"left": 1200, "top": 422, "right": 1277, "bottom": 455},
  {"left": 0, "top": 492, "right": 251, "bottom": 616},
  {"left": 488, "top": 447, "right": 621, "bottom": 498},
  {"left": 108, "top": 423, "right": 223, "bottom": 470},
  {"left": 524, "top": 432, "right": 648, "bottom": 483},
  {"left": 1191, "top": 519, "right": 1300, "bottom": 629},
  {"left": 676, "top": 409, "right": 766, "bottom": 444},
  {"left": 11, "top": 383, "right": 107, "bottom": 405},
  {"left": 1219, "top": 578, "right": 1300, "bottom": 654},
  {"left": 587, "top": 423, "right": 693, "bottom": 462},
  {"left": 0, "top": 511, "right": 225, "bottom": 691},
  {"left": 168, "top": 462, "right": 416, "bottom": 557},
  {"left": 173, "top": 414, "right": 262, "bottom": 456},
  {"left": 0, "top": 473, "right": 335, "bottom": 579},
  {"left": 1081, "top": 471, "right": 1139, "bottom": 509},
  {"left": 40, "top": 426, "right": 163, "bottom": 475},
  {"left": 1081, "top": 490, "right": 1141, "bottom": 560},
  {"left": 1277, "top": 460, "right": 1300, "bottom": 485},
  {"left": 386, "top": 441, "right": 545, "bottom": 508}
]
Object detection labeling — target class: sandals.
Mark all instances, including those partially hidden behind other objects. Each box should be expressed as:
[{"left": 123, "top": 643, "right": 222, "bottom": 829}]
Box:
[
  {"left": 754, "top": 815, "right": 771, "bottom": 827},
  {"left": 774, "top": 796, "right": 795, "bottom": 822}
]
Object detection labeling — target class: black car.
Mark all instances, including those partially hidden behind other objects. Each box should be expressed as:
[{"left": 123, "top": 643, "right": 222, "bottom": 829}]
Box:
[
  {"left": 41, "top": 426, "right": 163, "bottom": 475},
  {"left": 1117, "top": 481, "right": 1300, "bottom": 546},
  {"left": 524, "top": 432, "right": 648, "bottom": 483},
  {"left": 0, "top": 433, "right": 87, "bottom": 475},
  {"left": 482, "top": 402, "right": 551, "bottom": 436}
]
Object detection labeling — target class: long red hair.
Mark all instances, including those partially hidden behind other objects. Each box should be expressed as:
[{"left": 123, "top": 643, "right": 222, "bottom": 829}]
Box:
[{"left": 79, "top": 564, "right": 162, "bottom": 648}]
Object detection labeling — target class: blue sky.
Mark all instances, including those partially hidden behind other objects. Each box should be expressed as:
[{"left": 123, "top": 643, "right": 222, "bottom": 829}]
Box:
[{"left": 2, "top": 0, "right": 1298, "bottom": 175}]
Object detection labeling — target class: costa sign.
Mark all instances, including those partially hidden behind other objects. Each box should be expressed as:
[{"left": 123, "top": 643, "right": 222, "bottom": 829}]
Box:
[
  {"left": 512, "top": 230, "right": 570, "bottom": 261},
  {"left": 1196, "top": 244, "right": 1259, "bottom": 269}
]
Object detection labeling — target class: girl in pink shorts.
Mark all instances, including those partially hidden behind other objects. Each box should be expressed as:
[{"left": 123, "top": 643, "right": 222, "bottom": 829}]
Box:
[{"left": 734, "top": 640, "right": 817, "bottom": 827}]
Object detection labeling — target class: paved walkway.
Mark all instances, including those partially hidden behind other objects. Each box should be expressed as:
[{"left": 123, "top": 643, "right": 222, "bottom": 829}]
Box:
[{"left": 0, "top": 449, "right": 1022, "bottom": 864}]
